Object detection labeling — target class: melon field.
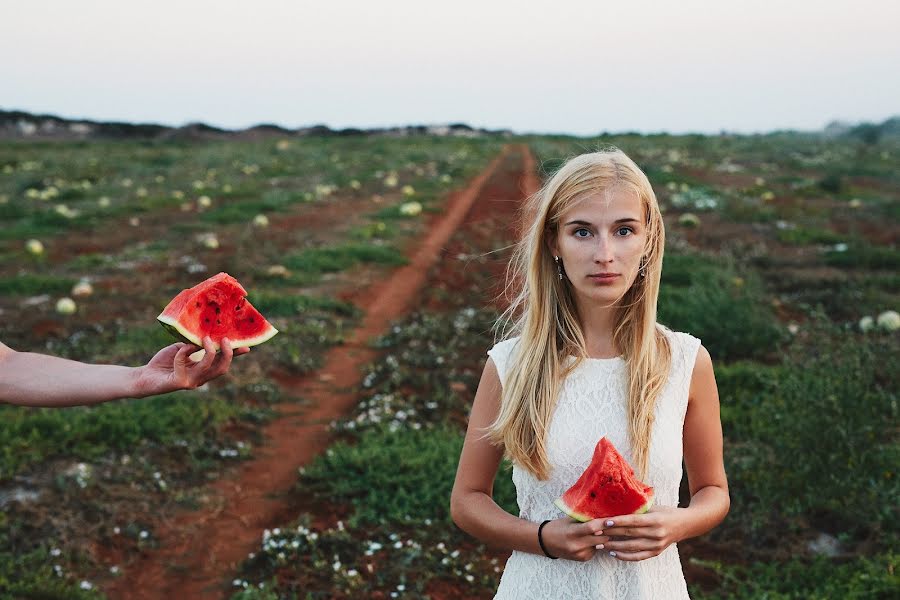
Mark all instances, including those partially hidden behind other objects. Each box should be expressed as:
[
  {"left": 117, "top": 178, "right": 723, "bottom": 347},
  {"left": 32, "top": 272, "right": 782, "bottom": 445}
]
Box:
[{"left": 0, "top": 131, "right": 897, "bottom": 599}]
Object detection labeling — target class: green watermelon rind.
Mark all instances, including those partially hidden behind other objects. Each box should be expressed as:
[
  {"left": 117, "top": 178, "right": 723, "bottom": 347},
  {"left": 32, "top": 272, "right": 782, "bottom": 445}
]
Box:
[
  {"left": 553, "top": 492, "right": 654, "bottom": 522},
  {"left": 157, "top": 314, "right": 278, "bottom": 350}
]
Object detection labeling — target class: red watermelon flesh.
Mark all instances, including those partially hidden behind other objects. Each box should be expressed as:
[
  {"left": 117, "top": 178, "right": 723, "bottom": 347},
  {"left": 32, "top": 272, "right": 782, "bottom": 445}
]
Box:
[
  {"left": 157, "top": 272, "right": 278, "bottom": 350},
  {"left": 554, "top": 437, "right": 654, "bottom": 522}
]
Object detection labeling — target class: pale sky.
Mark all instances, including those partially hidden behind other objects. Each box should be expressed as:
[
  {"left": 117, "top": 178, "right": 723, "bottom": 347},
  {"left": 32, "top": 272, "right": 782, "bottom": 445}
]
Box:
[{"left": 2, "top": 0, "right": 898, "bottom": 135}]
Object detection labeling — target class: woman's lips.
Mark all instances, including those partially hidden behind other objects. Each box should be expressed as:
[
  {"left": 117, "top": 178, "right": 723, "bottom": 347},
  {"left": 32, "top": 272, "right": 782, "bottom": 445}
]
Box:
[{"left": 587, "top": 274, "right": 620, "bottom": 284}]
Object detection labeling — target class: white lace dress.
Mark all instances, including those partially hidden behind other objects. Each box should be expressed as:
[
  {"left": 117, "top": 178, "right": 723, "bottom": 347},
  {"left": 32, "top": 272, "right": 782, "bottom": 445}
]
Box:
[{"left": 488, "top": 325, "right": 701, "bottom": 600}]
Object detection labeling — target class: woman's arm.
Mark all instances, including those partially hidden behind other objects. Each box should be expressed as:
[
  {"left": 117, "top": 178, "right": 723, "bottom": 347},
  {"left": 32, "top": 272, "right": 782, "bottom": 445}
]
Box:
[
  {"left": 450, "top": 358, "right": 608, "bottom": 561},
  {"left": 0, "top": 337, "right": 248, "bottom": 407},
  {"left": 602, "top": 344, "right": 730, "bottom": 561}
]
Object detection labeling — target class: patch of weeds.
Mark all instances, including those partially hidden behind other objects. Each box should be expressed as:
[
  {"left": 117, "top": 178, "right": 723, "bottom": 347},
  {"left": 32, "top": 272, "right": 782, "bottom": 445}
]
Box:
[
  {"left": 232, "top": 516, "right": 505, "bottom": 599},
  {"left": 0, "top": 273, "right": 75, "bottom": 296},
  {"left": 776, "top": 225, "right": 845, "bottom": 245},
  {"left": 0, "top": 391, "right": 245, "bottom": 480},
  {"left": 300, "top": 424, "right": 518, "bottom": 527},
  {"left": 250, "top": 292, "right": 358, "bottom": 319},
  {"left": 659, "top": 252, "right": 786, "bottom": 361},
  {"left": 715, "top": 361, "right": 783, "bottom": 442},
  {"left": 269, "top": 314, "right": 355, "bottom": 374},
  {"left": 351, "top": 221, "right": 394, "bottom": 240},
  {"left": 722, "top": 319, "right": 898, "bottom": 545},
  {"left": 669, "top": 186, "right": 721, "bottom": 211},
  {"left": 284, "top": 243, "right": 407, "bottom": 275},
  {"left": 689, "top": 552, "right": 898, "bottom": 600},
  {"left": 825, "top": 243, "right": 900, "bottom": 270},
  {"left": 721, "top": 195, "right": 778, "bottom": 223},
  {"left": 0, "top": 529, "right": 103, "bottom": 599}
]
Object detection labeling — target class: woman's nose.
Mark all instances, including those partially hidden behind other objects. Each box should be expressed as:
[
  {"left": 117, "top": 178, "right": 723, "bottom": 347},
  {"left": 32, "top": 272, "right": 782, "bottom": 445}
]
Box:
[{"left": 593, "top": 236, "right": 615, "bottom": 263}]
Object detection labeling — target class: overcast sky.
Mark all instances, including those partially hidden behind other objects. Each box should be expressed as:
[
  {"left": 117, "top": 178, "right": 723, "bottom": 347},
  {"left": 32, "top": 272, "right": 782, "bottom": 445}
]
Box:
[{"left": 2, "top": 0, "right": 898, "bottom": 135}]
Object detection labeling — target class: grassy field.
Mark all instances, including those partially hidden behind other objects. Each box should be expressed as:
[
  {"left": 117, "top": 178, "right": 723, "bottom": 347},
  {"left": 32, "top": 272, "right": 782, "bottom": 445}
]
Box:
[{"left": 2, "top": 130, "right": 897, "bottom": 598}]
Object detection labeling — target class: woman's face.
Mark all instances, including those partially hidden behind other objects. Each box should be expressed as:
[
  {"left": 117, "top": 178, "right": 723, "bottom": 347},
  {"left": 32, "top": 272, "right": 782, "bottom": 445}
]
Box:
[{"left": 549, "top": 185, "right": 647, "bottom": 308}]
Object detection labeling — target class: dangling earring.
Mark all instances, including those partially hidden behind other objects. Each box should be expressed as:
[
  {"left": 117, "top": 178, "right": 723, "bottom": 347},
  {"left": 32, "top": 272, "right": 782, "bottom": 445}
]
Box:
[
  {"left": 639, "top": 258, "right": 647, "bottom": 278},
  {"left": 555, "top": 256, "right": 563, "bottom": 281}
]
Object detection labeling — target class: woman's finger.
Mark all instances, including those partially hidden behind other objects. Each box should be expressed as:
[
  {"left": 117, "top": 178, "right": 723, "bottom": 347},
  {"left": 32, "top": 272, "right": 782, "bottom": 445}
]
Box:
[
  {"left": 603, "top": 525, "right": 657, "bottom": 538},
  {"left": 602, "top": 538, "right": 657, "bottom": 552},
  {"left": 608, "top": 549, "right": 659, "bottom": 562}
]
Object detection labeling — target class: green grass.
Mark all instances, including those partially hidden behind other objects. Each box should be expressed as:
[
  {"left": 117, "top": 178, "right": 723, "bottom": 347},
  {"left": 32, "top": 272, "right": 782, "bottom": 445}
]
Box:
[
  {"left": 0, "top": 392, "right": 245, "bottom": 481},
  {"left": 776, "top": 225, "right": 845, "bottom": 245},
  {"left": 0, "top": 274, "right": 75, "bottom": 296},
  {"left": 658, "top": 252, "right": 786, "bottom": 361},
  {"left": 825, "top": 243, "right": 900, "bottom": 270},
  {"left": 690, "top": 553, "right": 898, "bottom": 600},
  {"left": 283, "top": 243, "right": 407, "bottom": 275},
  {"left": 300, "top": 425, "right": 518, "bottom": 527},
  {"left": 721, "top": 320, "right": 898, "bottom": 542}
]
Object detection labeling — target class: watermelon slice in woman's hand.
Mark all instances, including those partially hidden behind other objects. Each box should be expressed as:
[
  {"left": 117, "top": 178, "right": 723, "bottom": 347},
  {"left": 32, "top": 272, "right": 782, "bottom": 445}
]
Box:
[
  {"left": 157, "top": 272, "right": 278, "bottom": 350},
  {"left": 554, "top": 437, "right": 654, "bottom": 522}
]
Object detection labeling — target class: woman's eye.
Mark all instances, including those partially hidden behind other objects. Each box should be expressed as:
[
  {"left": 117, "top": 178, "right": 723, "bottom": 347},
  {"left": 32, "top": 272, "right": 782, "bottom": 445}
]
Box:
[
  {"left": 574, "top": 228, "right": 591, "bottom": 238},
  {"left": 616, "top": 227, "right": 634, "bottom": 236}
]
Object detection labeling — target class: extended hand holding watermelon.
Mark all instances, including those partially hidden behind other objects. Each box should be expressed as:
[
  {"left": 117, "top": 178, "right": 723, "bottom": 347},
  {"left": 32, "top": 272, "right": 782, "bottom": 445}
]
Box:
[
  {"left": 555, "top": 437, "right": 654, "bottom": 522},
  {"left": 157, "top": 272, "right": 278, "bottom": 351}
]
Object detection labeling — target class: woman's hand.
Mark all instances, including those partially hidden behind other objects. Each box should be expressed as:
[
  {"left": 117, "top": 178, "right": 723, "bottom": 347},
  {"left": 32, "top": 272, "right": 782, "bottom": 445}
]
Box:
[
  {"left": 134, "top": 336, "right": 250, "bottom": 397},
  {"left": 599, "top": 505, "right": 687, "bottom": 561},
  {"left": 540, "top": 517, "right": 610, "bottom": 562}
]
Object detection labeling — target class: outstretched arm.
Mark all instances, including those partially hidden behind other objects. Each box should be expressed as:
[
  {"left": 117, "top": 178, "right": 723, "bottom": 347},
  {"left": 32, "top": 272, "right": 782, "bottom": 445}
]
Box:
[{"left": 0, "top": 337, "right": 249, "bottom": 407}]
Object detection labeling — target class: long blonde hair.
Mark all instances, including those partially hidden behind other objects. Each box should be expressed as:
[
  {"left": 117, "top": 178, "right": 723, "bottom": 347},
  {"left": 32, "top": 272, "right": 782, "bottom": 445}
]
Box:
[{"left": 489, "top": 148, "right": 671, "bottom": 480}]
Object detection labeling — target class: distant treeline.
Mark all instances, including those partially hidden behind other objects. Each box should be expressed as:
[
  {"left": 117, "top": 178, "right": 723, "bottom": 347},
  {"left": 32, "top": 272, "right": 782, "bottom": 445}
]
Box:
[{"left": 0, "top": 109, "right": 511, "bottom": 141}]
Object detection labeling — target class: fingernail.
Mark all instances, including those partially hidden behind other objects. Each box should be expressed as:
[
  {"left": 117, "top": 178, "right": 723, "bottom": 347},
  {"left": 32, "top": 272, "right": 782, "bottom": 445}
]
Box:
[
  {"left": 595, "top": 544, "right": 604, "bottom": 550},
  {"left": 609, "top": 551, "right": 617, "bottom": 557},
  {"left": 605, "top": 520, "right": 614, "bottom": 527}
]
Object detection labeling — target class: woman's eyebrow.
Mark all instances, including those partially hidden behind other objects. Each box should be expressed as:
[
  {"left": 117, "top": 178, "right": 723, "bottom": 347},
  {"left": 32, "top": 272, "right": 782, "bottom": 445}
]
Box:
[{"left": 563, "top": 217, "right": 641, "bottom": 226}]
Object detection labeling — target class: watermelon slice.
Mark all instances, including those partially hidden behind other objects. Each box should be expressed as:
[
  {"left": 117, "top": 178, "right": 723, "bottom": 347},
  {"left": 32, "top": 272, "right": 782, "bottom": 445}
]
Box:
[
  {"left": 157, "top": 272, "right": 278, "bottom": 350},
  {"left": 554, "top": 437, "right": 654, "bottom": 522}
]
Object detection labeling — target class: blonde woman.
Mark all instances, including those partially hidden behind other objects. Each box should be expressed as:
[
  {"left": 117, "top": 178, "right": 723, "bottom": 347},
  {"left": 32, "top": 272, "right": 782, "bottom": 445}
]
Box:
[{"left": 450, "top": 149, "right": 729, "bottom": 599}]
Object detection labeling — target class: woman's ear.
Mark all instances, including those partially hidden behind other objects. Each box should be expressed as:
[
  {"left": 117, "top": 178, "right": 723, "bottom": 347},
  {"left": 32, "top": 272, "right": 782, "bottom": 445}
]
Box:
[{"left": 545, "top": 229, "right": 559, "bottom": 257}]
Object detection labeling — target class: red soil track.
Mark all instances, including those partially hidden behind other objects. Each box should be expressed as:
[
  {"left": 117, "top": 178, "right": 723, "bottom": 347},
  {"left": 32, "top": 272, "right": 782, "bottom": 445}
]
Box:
[{"left": 103, "top": 144, "right": 537, "bottom": 599}]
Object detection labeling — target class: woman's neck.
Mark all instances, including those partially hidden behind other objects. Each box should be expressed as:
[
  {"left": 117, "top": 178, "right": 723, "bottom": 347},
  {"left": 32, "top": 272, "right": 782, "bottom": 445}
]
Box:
[{"left": 575, "top": 300, "right": 620, "bottom": 358}]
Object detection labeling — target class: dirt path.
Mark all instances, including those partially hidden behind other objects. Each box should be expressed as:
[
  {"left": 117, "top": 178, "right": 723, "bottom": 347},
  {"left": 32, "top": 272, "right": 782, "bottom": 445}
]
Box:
[{"left": 103, "top": 144, "right": 534, "bottom": 599}]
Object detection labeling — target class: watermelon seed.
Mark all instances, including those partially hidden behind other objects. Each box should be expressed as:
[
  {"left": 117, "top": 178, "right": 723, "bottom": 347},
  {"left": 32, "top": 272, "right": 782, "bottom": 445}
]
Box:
[
  {"left": 215, "top": 307, "right": 221, "bottom": 314},
  {"left": 195, "top": 302, "right": 200, "bottom": 308},
  {"left": 590, "top": 492, "right": 596, "bottom": 498},
  {"left": 216, "top": 319, "right": 221, "bottom": 325},
  {"left": 204, "top": 318, "right": 210, "bottom": 323}
]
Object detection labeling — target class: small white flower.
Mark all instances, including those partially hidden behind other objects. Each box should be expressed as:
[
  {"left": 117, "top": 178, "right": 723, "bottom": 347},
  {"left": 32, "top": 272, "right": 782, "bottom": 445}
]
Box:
[
  {"left": 80, "top": 581, "right": 93, "bottom": 590},
  {"left": 110, "top": 565, "right": 120, "bottom": 574},
  {"left": 253, "top": 214, "right": 269, "bottom": 227},
  {"left": 832, "top": 243, "right": 848, "bottom": 252},
  {"left": 139, "top": 530, "right": 149, "bottom": 539},
  {"left": 50, "top": 548, "right": 62, "bottom": 557}
]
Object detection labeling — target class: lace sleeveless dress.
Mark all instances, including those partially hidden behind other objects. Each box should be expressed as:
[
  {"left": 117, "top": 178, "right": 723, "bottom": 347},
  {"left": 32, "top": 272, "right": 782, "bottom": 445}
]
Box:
[{"left": 488, "top": 325, "right": 701, "bottom": 600}]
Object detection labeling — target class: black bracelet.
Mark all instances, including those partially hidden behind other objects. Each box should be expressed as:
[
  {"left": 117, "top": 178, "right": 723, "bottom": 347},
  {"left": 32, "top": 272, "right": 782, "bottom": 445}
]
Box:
[{"left": 537, "top": 519, "right": 558, "bottom": 559}]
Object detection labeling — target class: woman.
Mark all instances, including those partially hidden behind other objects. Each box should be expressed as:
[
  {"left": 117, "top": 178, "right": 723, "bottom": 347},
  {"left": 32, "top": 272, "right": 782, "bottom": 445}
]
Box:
[{"left": 450, "top": 149, "right": 729, "bottom": 599}]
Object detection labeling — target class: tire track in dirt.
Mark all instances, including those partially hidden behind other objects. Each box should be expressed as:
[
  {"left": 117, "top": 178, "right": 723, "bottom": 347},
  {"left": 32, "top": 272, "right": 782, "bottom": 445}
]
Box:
[{"left": 103, "top": 144, "right": 534, "bottom": 599}]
